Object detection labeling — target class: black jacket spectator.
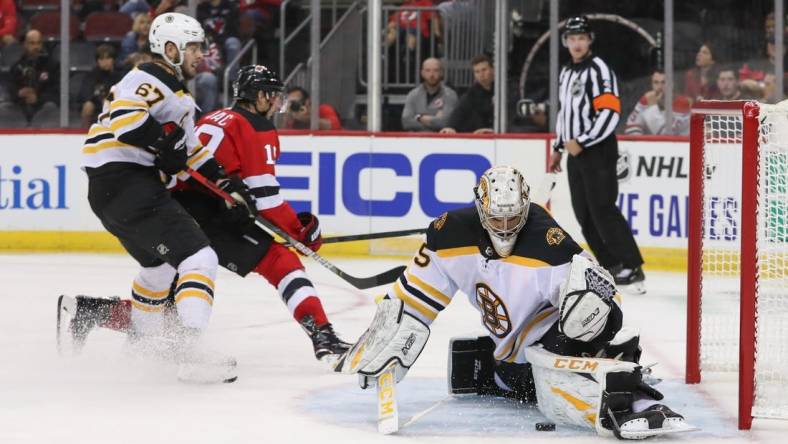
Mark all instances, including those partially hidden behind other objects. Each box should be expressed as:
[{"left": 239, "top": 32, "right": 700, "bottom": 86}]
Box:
[
  {"left": 446, "top": 83, "right": 494, "bottom": 133},
  {"left": 197, "top": 0, "right": 240, "bottom": 46},
  {"left": 9, "top": 30, "right": 59, "bottom": 119},
  {"left": 78, "top": 44, "right": 123, "bottom": 127}
]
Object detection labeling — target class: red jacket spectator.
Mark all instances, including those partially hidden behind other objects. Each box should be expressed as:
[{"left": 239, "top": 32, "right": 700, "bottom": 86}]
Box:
[
  {"left": 0, "top": 0, "right": 18, "bottom": 46},
  {"left": 389, "top": 0, "right": 435, "bottom": 39}
]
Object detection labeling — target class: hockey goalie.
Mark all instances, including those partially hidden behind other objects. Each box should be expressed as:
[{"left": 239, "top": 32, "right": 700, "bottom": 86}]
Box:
[{"left": 334, "top": 165, "right": 696, "bottom": 439}]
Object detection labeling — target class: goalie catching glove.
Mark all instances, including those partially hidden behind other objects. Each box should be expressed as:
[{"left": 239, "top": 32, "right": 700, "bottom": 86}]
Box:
[
  {"left": 333, "top": 298, "right": 429, "bottom": 388},
  {"left": 558, "top": 254, "right": 621, "bottom": 343}
]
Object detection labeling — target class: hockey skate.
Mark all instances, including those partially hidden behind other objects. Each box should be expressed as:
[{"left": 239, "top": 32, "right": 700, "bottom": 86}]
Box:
[
  {"left": 611, "top": 266, "right": 646, "bottom": 295},
  {"left": 56, "top": 295, "right": 119, "bottom": 356},
  {"left": 612, "top": 404, "right": 698, "bottom": 440},
  {"left": 299, "top": 315, "right": 351, "bottom": 366}
]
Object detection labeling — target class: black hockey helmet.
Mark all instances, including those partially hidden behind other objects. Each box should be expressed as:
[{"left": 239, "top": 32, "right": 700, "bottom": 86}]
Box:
[
  {"left": 562, "top": 16, "right": 594, "bottom": 45},
  {"left": 233, "top": 64, "right": 285, "bottom": 102}
]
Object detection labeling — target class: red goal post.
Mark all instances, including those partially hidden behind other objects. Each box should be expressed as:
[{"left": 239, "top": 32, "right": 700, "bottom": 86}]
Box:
[{"left": 687, "top": 100, "right": 788, "bottom": 430}]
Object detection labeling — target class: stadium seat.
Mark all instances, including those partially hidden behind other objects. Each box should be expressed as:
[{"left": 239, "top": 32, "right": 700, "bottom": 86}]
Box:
[
  {"left": 29, "top": 11, "right": 80, "bottom": 42},
  {"left": 84, "top": 12, "right": 133, "bottom": 43},
  {"left": 20, "top": 0, "right": 60, "bottom": 12},
  {"left": 68, "top": 71, "right": 87, "bottom": 104},
  {"left": 29, "top": 103, "right": 61, "bottom": 128},
  {"left": 52, "top": 42, "right": 97, "bottom": 72},
  {"left": 0, "top": 43, "right": 25, "bottom": 73},
  {"left": 0, "top": 103, "right": 30, "bottom": 128}
]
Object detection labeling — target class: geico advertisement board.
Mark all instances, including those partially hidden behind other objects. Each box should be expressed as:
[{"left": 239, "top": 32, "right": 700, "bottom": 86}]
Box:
[
  {"left": 272, "top": 135, "right": 549, "bottom": 233},
  {"left": 0, "top": 133, "right": 548, "bottom": 234},
  {"left": 550, "top": 139, "right": 693, "bottom": 250}
]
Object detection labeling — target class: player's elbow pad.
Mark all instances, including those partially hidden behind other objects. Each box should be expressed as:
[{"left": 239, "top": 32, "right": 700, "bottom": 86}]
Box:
[{"left": 116, "top": 115, "right": 163, "bottom": 149}]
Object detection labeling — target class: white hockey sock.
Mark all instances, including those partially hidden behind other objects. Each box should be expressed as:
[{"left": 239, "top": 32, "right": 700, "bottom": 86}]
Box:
[
  {"left": 174, "top": 247, "right": 218, "bottom": 331},
  {"left": 131, "top": 262, "right": 177, "bottom": 336},
  {"left": 277, "top": 269, "right": 317, "bottom": 315}
]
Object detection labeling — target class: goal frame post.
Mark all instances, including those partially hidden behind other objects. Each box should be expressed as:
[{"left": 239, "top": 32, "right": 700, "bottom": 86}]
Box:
[{"left": 686, "top": 100, "right": 759, "bottom": 430}]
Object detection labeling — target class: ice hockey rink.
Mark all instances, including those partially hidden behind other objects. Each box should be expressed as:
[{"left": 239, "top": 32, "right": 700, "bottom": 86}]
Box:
[{"left": 1, "top": 252, "right": 786, "bottom": 444}]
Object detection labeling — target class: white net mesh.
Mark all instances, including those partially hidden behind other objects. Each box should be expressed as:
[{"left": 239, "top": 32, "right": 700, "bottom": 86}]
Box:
[{"left": 700, "top": 103, "right": 788, "bottom": 419}]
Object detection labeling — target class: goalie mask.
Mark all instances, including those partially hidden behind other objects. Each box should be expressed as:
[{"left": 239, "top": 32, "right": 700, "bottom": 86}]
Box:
[{"left": 474, "top": 166, "right": 531, "bottom": 257}]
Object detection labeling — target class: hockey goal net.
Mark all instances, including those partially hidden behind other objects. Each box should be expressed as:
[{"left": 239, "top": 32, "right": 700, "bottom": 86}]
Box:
[{"left": 687, "top": 100, "right": 788, "bottom": 430}]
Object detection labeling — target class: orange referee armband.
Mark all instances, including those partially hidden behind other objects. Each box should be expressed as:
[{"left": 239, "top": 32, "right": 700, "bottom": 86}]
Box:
[{"left": 592, "top": 93, "right": 621, "bottom": 113}]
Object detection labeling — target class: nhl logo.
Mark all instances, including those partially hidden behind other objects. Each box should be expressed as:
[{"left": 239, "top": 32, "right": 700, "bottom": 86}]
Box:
[
  {"left": 616, "top": 149, "right": 632, "bottom": 182},
  {"left": 165, "top": 15, "right": 174, "bottom": 23},
  {"left": 571, "top": 77, "right": 584, "bottom": 97}
]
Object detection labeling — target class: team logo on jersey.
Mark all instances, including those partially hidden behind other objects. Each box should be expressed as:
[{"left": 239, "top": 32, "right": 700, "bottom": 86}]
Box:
[
  {"left": 475, "top": 283, "right": 512, "bottom": 338},
  {"left": 546, "top": 227, "right": 565, "bottom": 246},
  {"left": 434, "top": 212, "right": 448, "bottom": 231},
  {"left": 156, "top": 243, "right": 169, "bottom": 255}
]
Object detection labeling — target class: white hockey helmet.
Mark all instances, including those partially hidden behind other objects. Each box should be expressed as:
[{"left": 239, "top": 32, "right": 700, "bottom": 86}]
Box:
[
  {"left": 148, "top": 12, "right": 205, "bottom": 77},
  {"left": 474, "top": 166, "right": 531, "bottom": 257}
]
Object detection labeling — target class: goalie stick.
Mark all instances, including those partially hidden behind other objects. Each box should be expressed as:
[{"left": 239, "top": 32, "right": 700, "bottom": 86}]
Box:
[
  {"left": 284, "top": 228, "right": 427, "bottom": 247},
  {"left": 186, "top": 167, "right": 405, "bottom": 289},
  {"left": 377, "top": 361, "right": 399, "bottom": 434}
]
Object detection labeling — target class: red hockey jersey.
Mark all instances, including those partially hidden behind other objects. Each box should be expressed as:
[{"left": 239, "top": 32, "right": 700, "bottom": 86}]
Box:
[{"left": 195, "top": 106, "right": 303, "bottom": 239}]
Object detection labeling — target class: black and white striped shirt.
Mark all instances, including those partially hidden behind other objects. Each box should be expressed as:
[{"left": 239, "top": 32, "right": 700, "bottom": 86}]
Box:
[{"left": 554, "top": 55, "right": 621, "bottom": 151}]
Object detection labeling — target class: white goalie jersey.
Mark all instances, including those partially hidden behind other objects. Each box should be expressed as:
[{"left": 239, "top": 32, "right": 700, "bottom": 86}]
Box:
[
  {"left": 386, "top": 205, "right": 618, "bottom": 364},
  {"left": 80, "top": 62, "right": 213, "bottom": 177}
]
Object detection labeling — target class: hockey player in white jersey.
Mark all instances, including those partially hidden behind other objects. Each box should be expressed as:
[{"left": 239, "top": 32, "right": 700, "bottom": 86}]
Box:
[
  {"left": 335, "top": 166, "right": 694, "bottom": 439},
  {"left": 79, "top": 12, "right": 254, "bottom": 382}
]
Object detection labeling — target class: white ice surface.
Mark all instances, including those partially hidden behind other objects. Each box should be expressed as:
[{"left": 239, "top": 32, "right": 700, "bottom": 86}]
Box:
[{"left": 0, "top": 253, "right": 786, "bottom": 443}]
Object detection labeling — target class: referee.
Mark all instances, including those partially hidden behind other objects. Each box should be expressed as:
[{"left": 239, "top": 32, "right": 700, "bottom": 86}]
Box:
[{"left": 548, "top": 16, "right": 645, "bottom": 292}]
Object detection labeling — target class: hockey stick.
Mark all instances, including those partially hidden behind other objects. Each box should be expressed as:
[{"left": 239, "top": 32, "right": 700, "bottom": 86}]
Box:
[
  {"left": 532, "top": 172, "right": 558, "bottom": 206},
  {"left": 284, "top": 228, "right": 427, "bottom": 247},
  {"left": 186, "top": 167, "right": 406, "bottom": 289}
]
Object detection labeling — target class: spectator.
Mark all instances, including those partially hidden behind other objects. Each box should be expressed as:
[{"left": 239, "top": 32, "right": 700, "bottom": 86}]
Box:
[
  {"left": 194, "top": 34, "right": 222, "bottom": 114},
  {"left": 281, "top": 86, "right": 342, "bottom": 130},
  {"left": 385, "top": 0, "right": 438, "bottom": 83},
  {"left": 8, "top": 30, "right": 59, "bottom": 122},
  {"left": 762, "top": 72, "right": 778, "bottom": 103},
  {"left": 240, "top": 0, "right": 282, "bottom": 27},
  {"left": 123, "top": 50, "right": 153, "bottom": 71},
  {"left": 624, "top": 70, "right": 691, "bottom": 136},
  {"left": 119, "top": 13, "right": 151, "bottom": 65},
  {"left": 517, "top": 100, "right": 549, "bottom": 133},
  {"left": 197, "top": 0, "right": 242, "bottom": 70},
  {"left": 0, "top": 0, "right": 17, "bottom": 47},
  {"left": 119, "top": 0, "right": 152, "bottom": 17},
  {"left": 78, "top": 44, "right": 123, "bottom": 128},
  {"left": 440, "top": 54, "right": 494, "bottom": 134},
  {"left": 401, "top": 57, "right": 457, "bottom": 132},
  {"left": 684, "top": 42, "right": 718, "bottom": 101},
  {"left": 715, "top": 66, "right": 740, "bottom": 100},
  {"left": 386, "top": 0, "right": 437, "bottom": 52}
]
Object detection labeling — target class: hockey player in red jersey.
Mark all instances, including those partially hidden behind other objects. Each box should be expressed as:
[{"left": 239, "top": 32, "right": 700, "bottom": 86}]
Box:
[{"left": 58, "top": 65, "right": 350, "bottom": 365}]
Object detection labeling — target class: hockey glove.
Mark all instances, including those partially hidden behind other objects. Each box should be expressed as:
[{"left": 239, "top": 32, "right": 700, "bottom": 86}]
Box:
[
  {"left": 152, "top": 123, "right": 188, "bottom": 175},
  {"left": 297, "top": 212, "right": 322, "bottom": 252},
  {"left": 217, "top": 175, "right": 257, "bottom": 228}
]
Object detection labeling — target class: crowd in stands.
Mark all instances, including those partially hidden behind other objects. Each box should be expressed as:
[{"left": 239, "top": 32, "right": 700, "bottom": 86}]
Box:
[
  {"left": 0, "top": 0, "right": 280, "bottom": 128},
  {"left": 0, "top": 1, "right": 785, "bottom": 133}
]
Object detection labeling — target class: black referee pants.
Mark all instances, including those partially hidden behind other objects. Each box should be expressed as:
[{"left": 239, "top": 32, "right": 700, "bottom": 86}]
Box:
[{"left": 566, "top": 135, "right": 643, "bottom": 269}]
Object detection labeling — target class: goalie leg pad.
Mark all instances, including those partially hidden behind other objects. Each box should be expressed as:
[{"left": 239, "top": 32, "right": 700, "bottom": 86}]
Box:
[{"left": 447, "top": 336, "right": 495, "bottom": 395}]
